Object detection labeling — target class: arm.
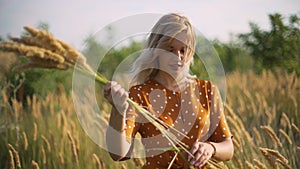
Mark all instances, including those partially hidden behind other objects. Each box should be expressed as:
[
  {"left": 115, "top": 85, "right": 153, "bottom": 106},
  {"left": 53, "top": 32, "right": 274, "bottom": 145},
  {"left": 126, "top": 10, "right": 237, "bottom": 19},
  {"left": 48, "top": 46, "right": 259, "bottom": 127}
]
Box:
[
  {"left": 103, "top": 81, "right": 131, "bottom": 161},
  {"left": 106, "top": 106, "right": 131, "bottom": 161},
  {"left": 206, "top": 138, "right": 234, "bottom": 161}
]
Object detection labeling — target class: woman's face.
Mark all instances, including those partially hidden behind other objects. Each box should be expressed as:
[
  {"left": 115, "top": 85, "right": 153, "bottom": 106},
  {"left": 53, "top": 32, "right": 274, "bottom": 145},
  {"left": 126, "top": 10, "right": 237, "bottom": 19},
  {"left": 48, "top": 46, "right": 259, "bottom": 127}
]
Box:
[{"left": 157, "top": 32, "right": 188, "bottom": 78}]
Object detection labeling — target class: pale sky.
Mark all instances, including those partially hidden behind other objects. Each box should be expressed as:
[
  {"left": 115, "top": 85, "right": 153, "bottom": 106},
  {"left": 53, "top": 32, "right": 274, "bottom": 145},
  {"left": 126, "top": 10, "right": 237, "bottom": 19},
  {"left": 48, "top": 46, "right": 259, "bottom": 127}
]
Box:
[{"left": 0, "top": 0, "right": 299, "bottom": 49}]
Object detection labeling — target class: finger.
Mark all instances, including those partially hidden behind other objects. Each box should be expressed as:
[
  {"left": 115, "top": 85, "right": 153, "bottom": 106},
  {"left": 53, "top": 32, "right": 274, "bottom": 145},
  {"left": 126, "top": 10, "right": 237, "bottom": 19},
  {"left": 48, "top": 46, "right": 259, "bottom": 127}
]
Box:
[
  {"left": 190, "top": 150, "right": 203, "bottom": 165},
  {"left": 111, "top": 84, "right": 122, "bottom": 97},
  {"left": 194, "top": 144, "right": 211, "bottom": 167},
  {"left": 188, "top": 142, "right": 200, "bottom": 161},
  {"left": 195, "top": 152, "right": 209, "bottom": 168},
  {"left": 103, "top": 81, "right": 113, "bottom": 93}
]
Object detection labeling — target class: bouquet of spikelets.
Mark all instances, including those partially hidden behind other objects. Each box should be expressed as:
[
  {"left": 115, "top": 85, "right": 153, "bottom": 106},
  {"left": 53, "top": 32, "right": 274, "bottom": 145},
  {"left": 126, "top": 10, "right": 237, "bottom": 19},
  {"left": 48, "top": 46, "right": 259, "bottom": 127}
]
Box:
[{"left": 0, "top": 27, "right": 224, "bottom": 169}]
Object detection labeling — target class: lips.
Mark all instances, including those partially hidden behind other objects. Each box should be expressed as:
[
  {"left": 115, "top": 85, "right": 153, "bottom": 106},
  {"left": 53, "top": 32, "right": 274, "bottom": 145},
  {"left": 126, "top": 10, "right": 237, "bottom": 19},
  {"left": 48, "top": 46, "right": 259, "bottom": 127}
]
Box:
[{"left": 169, "top": 62, "right": 183, "bottom": 70}]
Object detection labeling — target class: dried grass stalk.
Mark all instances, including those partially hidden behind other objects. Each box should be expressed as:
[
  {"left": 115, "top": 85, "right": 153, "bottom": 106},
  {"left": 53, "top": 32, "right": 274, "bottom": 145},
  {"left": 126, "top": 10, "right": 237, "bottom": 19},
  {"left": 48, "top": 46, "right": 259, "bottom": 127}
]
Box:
[
  {"left": 0, "top": 42, "right": 64, "bottom": 63},
  {"left": 22, "top": 131, "right": 28, "bottom": 151},
  {"left": 275, "top": 159, "right": 292, "bottom": 169},
  {"left": 245, "top": 160, "right": 255, "bottom": 169},
  {"left": 264, "top": 148, "right": 288, "bottom": 164},
  {"left": 292, "top": 123, "right": 300, "bottom": 136},
  {"left": 41, "top": 135, "right": 51, "bottom": 152},
  {"left": 279, "top": 129, "right": 292, "bottom": 145},
  {"left": 253, "top": 159, "right": 268, "bottom": 169},
  {"left": 259, "top": 148, "right": 277, "bottom": 168},
  {"left": 260, "top": 126, "right": 282, "bottom": 147},
  {"left": 8, "top": 150, "right": 15, "bottom": 169},
  {"left": 8, "top": 144, "right": 21, "bottom": 168},
  {"left": 41, "top": 145, "right": 46, "bottom": 164},
  {"left": 92, "top": 153, "right": 104, "bottom": 169},
  {"left": 32, "top": 160, "right": 40, "bottom": 169},
  {"left": 280, "top": 112, "right": 291, "bottom": 129},
  {"left": 67, "top": 131, "right": 79, "bottom": 165},
  {"left": 59, "top": 152, "right": 65, "bottom": 165},
  {"left": 33, "top": 122, "right": 37, "bottom": 141}
]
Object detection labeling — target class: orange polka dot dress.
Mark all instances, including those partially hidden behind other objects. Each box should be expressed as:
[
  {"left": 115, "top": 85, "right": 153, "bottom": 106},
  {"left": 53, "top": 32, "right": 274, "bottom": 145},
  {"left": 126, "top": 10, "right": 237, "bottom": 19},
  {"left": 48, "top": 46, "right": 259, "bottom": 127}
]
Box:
[{"left": 125, "top": 78, "right": 232, "bottom": 169}]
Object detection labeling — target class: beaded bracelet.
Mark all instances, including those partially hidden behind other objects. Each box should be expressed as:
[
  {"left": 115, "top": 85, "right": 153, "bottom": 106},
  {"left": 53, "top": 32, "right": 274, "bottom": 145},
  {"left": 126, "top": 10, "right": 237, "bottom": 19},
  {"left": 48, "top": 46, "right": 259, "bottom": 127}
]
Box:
[{"left": 206, "top": 141, "right": 216, "bottom": 157}]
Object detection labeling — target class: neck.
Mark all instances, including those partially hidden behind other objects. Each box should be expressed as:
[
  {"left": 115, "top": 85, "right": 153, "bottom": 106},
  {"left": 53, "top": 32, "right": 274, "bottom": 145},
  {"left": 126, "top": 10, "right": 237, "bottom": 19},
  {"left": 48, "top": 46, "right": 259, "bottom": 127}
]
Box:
[{"left": 154, "top": 71, "right": 187, "bottom": 91}]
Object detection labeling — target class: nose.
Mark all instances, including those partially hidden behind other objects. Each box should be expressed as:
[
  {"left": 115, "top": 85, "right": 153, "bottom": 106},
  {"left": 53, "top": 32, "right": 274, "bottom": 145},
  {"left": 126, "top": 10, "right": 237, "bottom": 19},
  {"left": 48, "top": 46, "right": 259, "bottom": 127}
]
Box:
[{"left": 173, "top": 50, "right": 183, "bottom": 61}]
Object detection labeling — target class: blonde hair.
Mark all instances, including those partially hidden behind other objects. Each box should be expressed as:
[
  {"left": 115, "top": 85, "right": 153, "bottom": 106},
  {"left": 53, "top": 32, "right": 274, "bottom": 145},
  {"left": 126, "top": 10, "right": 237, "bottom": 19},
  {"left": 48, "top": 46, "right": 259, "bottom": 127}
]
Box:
[{"left": 130, "top": 13, "right": 196, "bottom": 84}]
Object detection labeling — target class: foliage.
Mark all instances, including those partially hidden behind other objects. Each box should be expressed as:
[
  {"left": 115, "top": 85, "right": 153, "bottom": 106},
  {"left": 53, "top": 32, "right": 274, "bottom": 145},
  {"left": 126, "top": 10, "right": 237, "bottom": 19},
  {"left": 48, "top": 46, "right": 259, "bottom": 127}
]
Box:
[
  {"left": 82, "top": 35, "right": 144, "bottom": 80},
  {"left": 239, "top": 13, "right": 300, "bottom": 73},
  {"left": 213, "top": 40, "right": 253, "bottom": 73}
]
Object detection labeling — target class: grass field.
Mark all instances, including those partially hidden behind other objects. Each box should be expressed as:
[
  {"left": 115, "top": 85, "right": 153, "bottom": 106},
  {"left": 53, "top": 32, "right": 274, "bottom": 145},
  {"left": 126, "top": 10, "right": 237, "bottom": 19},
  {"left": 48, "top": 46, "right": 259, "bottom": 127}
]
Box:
[{"left": 1, "top": 69, "right": 299, "bottom": 169}]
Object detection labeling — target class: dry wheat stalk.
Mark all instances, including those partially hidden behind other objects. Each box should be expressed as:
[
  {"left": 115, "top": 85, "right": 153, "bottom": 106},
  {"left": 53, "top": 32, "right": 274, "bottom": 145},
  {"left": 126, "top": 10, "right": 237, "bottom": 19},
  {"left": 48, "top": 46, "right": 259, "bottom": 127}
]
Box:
[
  {"left": 121, "top": 164, "right": 127, "bottom": 169},
  {"left": 275, "top": 159, "right": 292, "bottom": 169},
  {"left": 74, "top": 133, "right": 80, "bottom": 158},
  {"left": 92, "top": 153, "right": 104, "bottom": 169},
  {"left": 264, "top": 148, "right": 289, "bottom": 164},
  {"left": 252, "top": 127, "right": 262, "bottom": 144},
  {"left": 232, "top": 138, "right": 241, "bottom": 152},
  {"left": 291, "top": 123, "right": 300, "bottom": 136},
  {"left": 8, "top": 144, "right": 21, "bottom": 168},
  {"left": 279, "top": 129, "right": 292, "bottom": 145},
  {"left": 48, "top": 93, "right": 55, "bottom": 115},
  {"left": 259, "top": 148, "right": 277, "bottom": 168},
  {"left": 41, "top": 145, "right": 46, "bottom": 164},
  {"left": 41, "top": 135, "right": 51, "bottom": 152},
  {"left": 2, "top": 90, "right": 8, "bottom": 104},
  {"left": 0, "top": 42, "right": 65, "bottom": 63},
  {"left": 260, "top": 126, "right": 282, "bottom": 147},
  {"left": 22, "top": 131, "right": 28, "bottom": 150},
  {"left": 234, "top": 157, "right": 243, "bottom": 169},
  {"left": 133, "top": 158, "right": 144, "bottom": 167},
  {"left": 32, "top": 160, "right": 40, "bottom": 169},
  {"left": 49, "top": 131, "right": 57, "bottom": 151},
  {"left": 59, "top": 152, "right": 65, "bottom": 166},
  {"left": 289, "top": 95, "right": 297, "bottom": 112},
  {"left": 253, "top": 159, "right": 268, "bottom": 169},
  {"left": 280, "top": 112, "right": 291, "bottom": 129},
  {"left": 56, "top": 113, "right": 62, "bottom": 129},
  {"left": 60, "top": 110, "right": 68, "bottom": 129},
  {"left": 26, "top": 95, "right": 31, "bottom": 107},
  {"left": 67, "top": 130, "right": 79, "bottom": 165},
  {"left": 245, "top": 160, "right": 255, "bottom": 169},
  {"left": 33, "top": 122, "right": 37, "bottom": 141},
  {"left": 8, "top": 150, "right": 15, "bottom": 169}
]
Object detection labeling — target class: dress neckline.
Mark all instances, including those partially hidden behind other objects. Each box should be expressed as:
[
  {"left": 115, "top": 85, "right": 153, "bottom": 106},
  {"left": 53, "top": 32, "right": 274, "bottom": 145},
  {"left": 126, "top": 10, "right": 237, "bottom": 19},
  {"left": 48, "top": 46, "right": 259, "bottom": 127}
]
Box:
[{"left": 149, "top": 78, "right": 195, "bottom": 94}]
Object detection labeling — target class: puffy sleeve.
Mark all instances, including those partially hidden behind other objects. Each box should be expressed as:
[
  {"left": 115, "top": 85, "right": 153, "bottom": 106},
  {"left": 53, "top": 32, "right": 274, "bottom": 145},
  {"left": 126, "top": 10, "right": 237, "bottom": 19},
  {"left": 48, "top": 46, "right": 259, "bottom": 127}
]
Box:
[
  {"left": 207, "top": 82, "right": 232, "bottom": 142},
  {"left": 124, "top": 86, "right": 142, "bottom": 143}
]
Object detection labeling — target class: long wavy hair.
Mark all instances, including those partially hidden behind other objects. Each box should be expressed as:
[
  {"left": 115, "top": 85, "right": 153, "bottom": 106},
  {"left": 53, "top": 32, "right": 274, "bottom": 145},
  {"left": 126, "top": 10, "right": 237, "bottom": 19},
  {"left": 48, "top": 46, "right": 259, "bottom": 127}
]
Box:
[{"left": 130, "top": 13, "right": 196, "bottom": 84}]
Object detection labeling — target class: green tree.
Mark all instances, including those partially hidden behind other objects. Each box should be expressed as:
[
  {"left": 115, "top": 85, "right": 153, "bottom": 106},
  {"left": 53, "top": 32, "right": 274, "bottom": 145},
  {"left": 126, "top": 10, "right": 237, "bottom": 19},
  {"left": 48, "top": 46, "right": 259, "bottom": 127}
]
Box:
[
  {"left": 239, "top": 13, "right": 300, "bottom": 73},
  {"left": 82, "top": 34, "right": 144, "bottom": 80},
  {"left": 213, "top": 40, "right": 253, "bottom": 72}
]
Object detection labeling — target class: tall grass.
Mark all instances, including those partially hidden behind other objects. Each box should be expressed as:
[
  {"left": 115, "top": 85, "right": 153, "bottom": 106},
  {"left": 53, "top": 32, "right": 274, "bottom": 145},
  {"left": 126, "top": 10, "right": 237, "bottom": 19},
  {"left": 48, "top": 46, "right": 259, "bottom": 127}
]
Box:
[
  {"left": 1, "top": 69, "right": 299, "bottom": 168},
  {"left": 0, "top": 84, "right": 138, "bottom": 169},
  {"left": 224, "top": 69, "right": 299, "bottom": 169}
]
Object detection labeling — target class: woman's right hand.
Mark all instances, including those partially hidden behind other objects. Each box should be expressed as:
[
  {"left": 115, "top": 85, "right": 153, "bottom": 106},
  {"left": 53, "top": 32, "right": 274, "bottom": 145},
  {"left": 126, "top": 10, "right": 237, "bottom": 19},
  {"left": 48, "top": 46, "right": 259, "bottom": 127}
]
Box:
[{"left": 103, "top": 81, "right": 129, "bottom": 115}]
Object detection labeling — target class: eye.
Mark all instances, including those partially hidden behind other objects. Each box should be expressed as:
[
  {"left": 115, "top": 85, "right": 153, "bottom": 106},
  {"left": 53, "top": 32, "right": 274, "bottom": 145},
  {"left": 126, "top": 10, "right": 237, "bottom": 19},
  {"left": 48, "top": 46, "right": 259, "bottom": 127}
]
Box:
[{"left": 180, "top": 49, "right": 185, "bottom": 54}]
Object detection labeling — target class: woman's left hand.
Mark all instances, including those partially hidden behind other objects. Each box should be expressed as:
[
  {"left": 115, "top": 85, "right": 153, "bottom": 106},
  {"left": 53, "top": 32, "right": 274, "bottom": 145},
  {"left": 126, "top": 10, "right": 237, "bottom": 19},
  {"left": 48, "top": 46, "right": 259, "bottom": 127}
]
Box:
[{"left": 188, "top": 141, "right": 215, "bottom": 168}]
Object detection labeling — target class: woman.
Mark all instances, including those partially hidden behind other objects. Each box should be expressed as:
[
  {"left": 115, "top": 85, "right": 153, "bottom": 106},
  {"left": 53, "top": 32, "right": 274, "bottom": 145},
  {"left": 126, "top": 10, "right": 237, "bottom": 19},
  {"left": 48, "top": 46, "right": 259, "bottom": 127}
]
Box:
[{"left": 103, "top": 13, "right": 234, "bottom": 169}]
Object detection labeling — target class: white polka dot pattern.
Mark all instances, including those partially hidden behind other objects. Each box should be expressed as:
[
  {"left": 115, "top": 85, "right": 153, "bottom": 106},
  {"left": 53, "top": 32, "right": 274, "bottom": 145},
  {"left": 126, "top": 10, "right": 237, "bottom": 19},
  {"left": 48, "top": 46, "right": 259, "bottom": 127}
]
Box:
[{"left": 125, "top": 78, "right": 232, "bottom": 168}]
